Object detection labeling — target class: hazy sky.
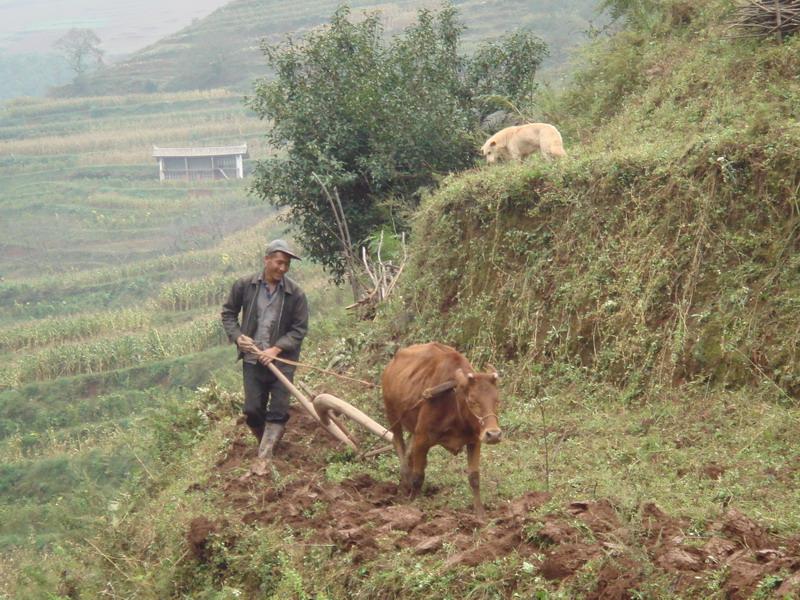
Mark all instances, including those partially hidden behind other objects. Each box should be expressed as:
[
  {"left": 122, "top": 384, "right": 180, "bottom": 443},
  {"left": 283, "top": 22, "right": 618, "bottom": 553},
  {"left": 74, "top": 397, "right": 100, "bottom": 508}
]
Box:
[{"left": 0, "top": 0, "right": 232, "bottom": 57}]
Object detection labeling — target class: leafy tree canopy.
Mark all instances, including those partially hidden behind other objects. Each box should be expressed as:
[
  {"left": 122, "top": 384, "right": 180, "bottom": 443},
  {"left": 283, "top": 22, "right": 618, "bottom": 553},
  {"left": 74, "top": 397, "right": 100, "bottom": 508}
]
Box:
[
  {"left": 466, "top": 29, "right": 549, "bottom": 110},
  {"left": 248, "top": 4, "right": 547, "bottom": 278},
  {"left": 54, "top": 28, "right": 104, "bottom": 77}
]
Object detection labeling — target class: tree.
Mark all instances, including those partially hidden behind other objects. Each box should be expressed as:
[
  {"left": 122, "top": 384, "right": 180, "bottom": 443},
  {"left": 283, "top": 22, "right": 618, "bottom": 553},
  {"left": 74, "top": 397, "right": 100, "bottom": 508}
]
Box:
[
  {"left": 54, "top": 28, "right": 104, "bottom": 79},
  {"left": 466, "top": 29, "right": 549, "bottom": 112},
  {"left": 248, "top": 4, "right": 547, "bottom": 279}
]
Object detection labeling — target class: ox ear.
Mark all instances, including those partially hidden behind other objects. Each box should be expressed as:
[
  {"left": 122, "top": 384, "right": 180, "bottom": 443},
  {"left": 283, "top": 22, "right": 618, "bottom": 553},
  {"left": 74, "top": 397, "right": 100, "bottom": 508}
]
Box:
[{"left": 490, "top": 140, "right": 497, "bottom": 147}]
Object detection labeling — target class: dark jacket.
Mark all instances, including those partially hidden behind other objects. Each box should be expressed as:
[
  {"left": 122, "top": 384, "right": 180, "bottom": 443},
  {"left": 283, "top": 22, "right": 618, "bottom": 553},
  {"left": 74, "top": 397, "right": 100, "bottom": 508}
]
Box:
[{"left": 221, "top": 273, "right": 309, "bottom": 365}]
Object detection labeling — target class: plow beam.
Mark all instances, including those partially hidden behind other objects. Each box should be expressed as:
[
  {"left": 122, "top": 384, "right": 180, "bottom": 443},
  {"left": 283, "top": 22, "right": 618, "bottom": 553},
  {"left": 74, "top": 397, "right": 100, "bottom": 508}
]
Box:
[
  {"left": 312, "top": 393, "right": 394, "bottom": 443},
  {"left": 266, "top": 363, "right": 357, "bottom": 450}
]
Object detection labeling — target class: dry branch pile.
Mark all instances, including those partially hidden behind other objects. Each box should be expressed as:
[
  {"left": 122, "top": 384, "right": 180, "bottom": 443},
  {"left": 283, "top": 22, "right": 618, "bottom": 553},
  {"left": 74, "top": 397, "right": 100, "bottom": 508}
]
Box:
[
  {"left": 730, "top": 0, "right": 800, "bottom": 40},
  {"left": 312, "top": 172, "right": 408, "bottom": 314},
  {"left": 349, "top": 231, "right": 407, "bottom": 311}
]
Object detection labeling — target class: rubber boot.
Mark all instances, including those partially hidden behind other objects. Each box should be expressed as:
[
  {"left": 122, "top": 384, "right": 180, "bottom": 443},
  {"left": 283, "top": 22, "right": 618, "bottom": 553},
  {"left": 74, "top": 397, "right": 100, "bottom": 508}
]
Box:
[{"left": 257, "top": 423, "right": 286, "bottom": 459}]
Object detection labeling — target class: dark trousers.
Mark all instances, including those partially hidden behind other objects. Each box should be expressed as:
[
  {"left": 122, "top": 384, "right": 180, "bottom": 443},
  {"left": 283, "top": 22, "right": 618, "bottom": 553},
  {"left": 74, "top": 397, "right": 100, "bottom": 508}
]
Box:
[{"left": 242, "top": 362, "right": 292, "bottom": 428}]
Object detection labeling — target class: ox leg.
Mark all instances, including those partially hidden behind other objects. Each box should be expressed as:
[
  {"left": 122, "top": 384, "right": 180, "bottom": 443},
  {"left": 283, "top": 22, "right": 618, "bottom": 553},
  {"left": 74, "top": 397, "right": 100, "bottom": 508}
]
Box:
[
  {"left": 466, "top": 442, "right": 486, "bottom": 520},
  {"left": 390, "top": 429, "right": 412, "bottom": 491},
  {"left": 407, "top": 435, "right": 430, "bottom": 499}
]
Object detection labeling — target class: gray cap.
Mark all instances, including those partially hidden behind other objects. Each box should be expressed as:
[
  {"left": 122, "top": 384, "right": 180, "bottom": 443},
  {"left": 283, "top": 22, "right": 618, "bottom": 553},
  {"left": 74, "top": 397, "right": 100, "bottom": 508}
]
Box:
[{"left": 265, "top": 238, "right": 302, "bottom": 260}]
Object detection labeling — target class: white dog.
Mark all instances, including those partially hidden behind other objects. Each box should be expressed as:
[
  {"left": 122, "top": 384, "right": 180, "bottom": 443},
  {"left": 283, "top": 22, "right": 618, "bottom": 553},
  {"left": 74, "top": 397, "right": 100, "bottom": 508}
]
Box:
[{"left": 481, "top": 123, "right": 566, "bottom": 163}]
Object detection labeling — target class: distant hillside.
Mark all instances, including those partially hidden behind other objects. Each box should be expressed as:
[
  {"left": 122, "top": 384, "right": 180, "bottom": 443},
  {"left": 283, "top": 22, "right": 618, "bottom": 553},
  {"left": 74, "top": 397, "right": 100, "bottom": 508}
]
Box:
[
  {"left": 0, "top": 52, "right": 71, "bottom": 100},
  {"left": 75, "top": 0, "right": 600, "bottom": 95}
]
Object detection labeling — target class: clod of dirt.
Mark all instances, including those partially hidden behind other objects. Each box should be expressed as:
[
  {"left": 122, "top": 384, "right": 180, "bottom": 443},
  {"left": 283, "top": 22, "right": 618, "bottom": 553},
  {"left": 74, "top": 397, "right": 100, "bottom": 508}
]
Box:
[
  {"left": 414, "top": 535, "right": 443, "bottom": 555},
  {"left": 369, "top": 505, "right": 423, "bottom": 532},
  {"left": 568, "top": 499, "right": 621, "bottom": 534},
  {"left": 700, "top": 462, "right": 726, "bottom": 480},
  {"left": 539, "top": 543, "right": 597, "bottom": 580},
  {"left": 187, "top": 516, "right": 218, "bottom": 561},
  {"left": 723, "top": 559, "right": 767, "bottom": 600},
  {"left": 504, "top": 491, "right": 552, "bottom": 518},
  {"left": 656, "top": 546, "right": 705, "bottom": 571},
  {"left": 331, "top": 525, "right": 379, "bottom": 552},
  {"left": 535, "top": 520, "right": 580, "bottom": 545},
  {"left": 586, "top": 556, "right": 643, "bottom": 600},
  {"left": 721, "top": 508, "right": 772, "bottom": 550},
  {"left": 640, "top": 502, "right": 686, "bottom": 544},
  {"left": 444, "top": 531, "right": 524, "bottom": 568},
  {"left": 703, "top": 536, "right": 738, "bottom": 563},
  {"left": 776, "top": 571, "right": 800, "bottom": 597}
]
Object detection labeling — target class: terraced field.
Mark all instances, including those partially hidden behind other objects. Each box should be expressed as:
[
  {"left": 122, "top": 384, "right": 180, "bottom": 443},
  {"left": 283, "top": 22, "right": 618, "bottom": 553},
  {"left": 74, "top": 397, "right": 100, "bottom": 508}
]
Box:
[{"left": 0, "top": 89, "right": 341, "bottom": 549}]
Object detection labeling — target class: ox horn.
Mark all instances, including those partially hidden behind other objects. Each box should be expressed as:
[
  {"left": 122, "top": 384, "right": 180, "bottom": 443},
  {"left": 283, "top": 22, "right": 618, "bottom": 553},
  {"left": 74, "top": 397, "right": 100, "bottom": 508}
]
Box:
[
  {"left": 422, "top": 380, "right": 456, "bottom": 399},
  {"left": 486, "top": 363, "right": 499, "bottom": 381}
]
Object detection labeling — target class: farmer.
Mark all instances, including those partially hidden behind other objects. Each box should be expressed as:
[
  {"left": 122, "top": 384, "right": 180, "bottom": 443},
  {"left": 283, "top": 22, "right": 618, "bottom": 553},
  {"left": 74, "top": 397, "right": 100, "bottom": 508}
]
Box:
[{"left": 221, "top": 238, "right": 309, "bottom": 459}]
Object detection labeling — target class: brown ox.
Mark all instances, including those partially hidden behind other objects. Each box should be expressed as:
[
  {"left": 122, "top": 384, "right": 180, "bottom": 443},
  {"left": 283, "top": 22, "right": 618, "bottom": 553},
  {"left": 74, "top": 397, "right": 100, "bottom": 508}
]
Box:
[{"left": 382, "top": 342, "right": 501, "bottom": 519}]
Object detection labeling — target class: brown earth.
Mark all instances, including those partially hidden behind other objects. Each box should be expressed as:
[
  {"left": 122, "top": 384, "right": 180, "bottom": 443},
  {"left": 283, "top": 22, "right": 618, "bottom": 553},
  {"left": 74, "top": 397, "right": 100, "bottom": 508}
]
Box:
[{"left": 186, "top": 407, "right": 800, "bottom": 598}]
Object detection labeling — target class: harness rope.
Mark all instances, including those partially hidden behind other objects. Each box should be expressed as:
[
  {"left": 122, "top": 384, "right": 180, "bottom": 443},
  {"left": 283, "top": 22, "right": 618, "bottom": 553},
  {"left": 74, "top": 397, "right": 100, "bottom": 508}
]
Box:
[
  {"left": 240, "top": 340, "right": 377, "bottom": 388},
  {"left": 271, "top": 355, "right": 378, "bottom": 388}
]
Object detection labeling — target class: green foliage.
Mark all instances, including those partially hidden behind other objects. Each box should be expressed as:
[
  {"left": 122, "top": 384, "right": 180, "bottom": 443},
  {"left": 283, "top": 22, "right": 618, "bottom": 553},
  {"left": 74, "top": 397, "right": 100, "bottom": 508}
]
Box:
[
  {"left": 0, "top": 308, "right": 151, "bottom": 352},
  {"left": 402, "top": 140, "right": 800, "bottom": 398},
  {"left": 394, "top": 0, "right": 800, "bottom": 400},
  {"left": 249, "top": 4, "right": 477, "bottom": 278},
  {"left": 0, "top": 86, "right": 309, "bottom": 570},
  {"left": 249, "top": 4, "right": 551, "bottom": 279},
  {"left": 599, "top": 0, "right": 662, "bottom": 27},
  {"left": 0, "top": 318, "right": 226, "bottom": 388},
  {"left": 466, "top": 29, "right": 549, "bottom": 111}
]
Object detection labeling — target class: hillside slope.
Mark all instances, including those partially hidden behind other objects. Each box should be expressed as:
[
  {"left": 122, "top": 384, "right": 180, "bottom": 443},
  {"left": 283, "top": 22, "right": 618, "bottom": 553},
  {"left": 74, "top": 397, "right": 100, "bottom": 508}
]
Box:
[
  {"left": 5, "top": 1, "right": 800, "bottom": 598},
  {"left": 76, "top": 0, "right": 599, "bottom": 95},
  {"left": 0, "top": 88, "right": 343, "bottom": 575},
  {"left": 406, "top": 0, "right": 800, "bottom": 397}
]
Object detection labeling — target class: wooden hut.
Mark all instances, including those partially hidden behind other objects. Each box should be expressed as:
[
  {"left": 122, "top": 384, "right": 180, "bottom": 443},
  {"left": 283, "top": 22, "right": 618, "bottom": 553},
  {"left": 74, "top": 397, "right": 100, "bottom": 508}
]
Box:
[{"left": 152, "top": 144, "right": 248, "bottom": 181}]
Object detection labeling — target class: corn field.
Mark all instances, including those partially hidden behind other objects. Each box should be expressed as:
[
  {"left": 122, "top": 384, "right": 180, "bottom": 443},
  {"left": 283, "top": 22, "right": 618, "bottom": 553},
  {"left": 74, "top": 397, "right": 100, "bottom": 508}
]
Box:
[
  {"left": 156, "top": 275, "right": 231, "bottom": 311},
  {"left": 0, "top": 309, "right": 152, "bottom": 352},
  {"left": 0, "top": 118, "right": 261, "bottom": 156},
  {"left": 0, "top": 318, "right": 226, "bottom": 387},
  {"left": 1, "top": 88, "right": 237, "bottom": 120},
  {"left": 1, "top": 222, "right": 268, "bottom": 303}
]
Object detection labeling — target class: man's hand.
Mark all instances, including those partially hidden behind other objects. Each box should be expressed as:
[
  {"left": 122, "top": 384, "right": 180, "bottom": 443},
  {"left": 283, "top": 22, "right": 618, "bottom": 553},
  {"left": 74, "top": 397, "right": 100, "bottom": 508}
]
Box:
[
  {"left": 256, "top": 346, "right": 282, "bottom": 366},
  {"left": 236, "top": 334, "right": 257, "bottom": 353}
]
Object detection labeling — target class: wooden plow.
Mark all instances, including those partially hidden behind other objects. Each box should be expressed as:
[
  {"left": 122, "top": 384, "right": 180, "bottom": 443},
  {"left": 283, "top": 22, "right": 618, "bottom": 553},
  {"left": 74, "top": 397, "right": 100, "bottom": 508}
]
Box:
[{"left": 266, "top": 363, "right": 393, "bottom": 455}]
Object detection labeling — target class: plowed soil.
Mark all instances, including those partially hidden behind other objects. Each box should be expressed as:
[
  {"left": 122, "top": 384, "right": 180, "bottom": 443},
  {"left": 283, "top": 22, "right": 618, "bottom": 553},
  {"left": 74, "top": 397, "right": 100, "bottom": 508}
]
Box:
[{"left": 188, "top": 407, "right": 800, "bottom": 598}]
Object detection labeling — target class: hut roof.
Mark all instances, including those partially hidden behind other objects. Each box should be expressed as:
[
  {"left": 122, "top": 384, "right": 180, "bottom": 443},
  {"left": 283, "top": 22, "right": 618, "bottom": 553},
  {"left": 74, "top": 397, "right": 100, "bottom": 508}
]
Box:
[{"left": 152, "top": 144, "right": 248, "bottom": 158}]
